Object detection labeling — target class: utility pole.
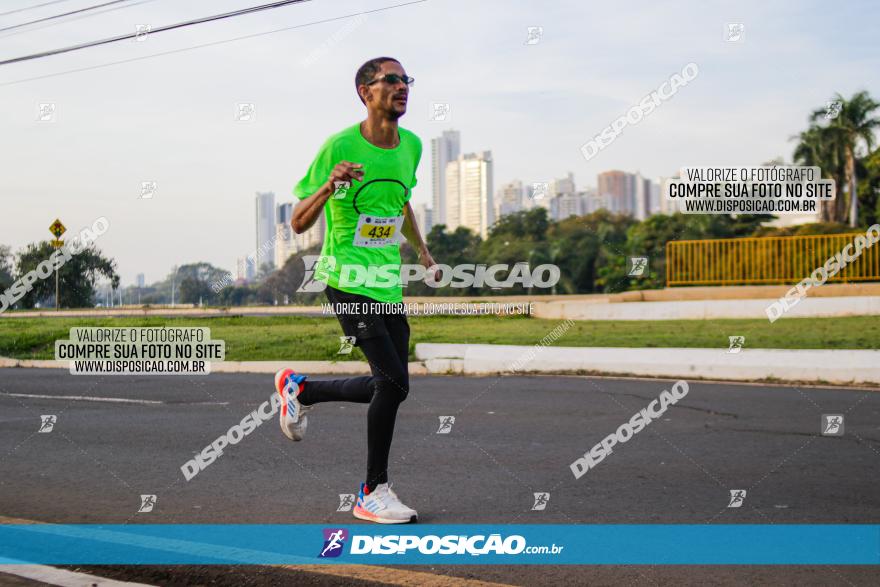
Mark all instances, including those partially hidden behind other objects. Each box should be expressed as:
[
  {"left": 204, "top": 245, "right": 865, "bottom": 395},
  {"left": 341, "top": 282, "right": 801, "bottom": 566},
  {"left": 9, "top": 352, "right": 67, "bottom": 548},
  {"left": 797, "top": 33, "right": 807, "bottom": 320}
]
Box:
[{"left": 48, "top": 219, "right": 66, "bottom": 310}]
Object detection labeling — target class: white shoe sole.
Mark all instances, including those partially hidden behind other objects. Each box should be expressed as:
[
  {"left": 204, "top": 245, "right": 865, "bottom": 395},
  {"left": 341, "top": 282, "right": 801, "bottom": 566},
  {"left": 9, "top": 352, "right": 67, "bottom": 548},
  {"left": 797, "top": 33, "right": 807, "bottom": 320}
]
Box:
[
  {"left": 353, "top": 507, "right": 417, "bottom": 524},
  {"left": 279, "top": 413, "right": 301, "bottom": 441},
  {"left": 275, "top": 369, "right": 306, "bottom": 441}
]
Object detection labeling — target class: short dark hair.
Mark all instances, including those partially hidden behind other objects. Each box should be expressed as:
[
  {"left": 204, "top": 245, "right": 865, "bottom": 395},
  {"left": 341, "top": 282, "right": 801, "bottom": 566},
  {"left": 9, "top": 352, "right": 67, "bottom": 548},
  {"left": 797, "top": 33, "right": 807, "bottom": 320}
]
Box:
[{"left": 355, "top": 57, "right": 400, "bottom": 104}]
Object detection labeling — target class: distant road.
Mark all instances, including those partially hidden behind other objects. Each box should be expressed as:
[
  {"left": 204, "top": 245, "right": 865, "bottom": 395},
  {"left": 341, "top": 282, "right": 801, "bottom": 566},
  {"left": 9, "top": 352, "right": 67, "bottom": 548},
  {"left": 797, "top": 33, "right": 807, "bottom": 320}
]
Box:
[{"left": 4, "top": 281, "right": 879, "bottom": 320}]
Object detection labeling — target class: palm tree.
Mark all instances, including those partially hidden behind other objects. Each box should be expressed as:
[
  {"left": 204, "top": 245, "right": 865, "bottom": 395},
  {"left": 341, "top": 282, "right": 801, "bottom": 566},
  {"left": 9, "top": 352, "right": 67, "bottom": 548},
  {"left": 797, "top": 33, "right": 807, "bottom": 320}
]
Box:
[
  {"left": 792, "top": 125, "right": 846, "bottom": 222},
  {"left": 810, "top": 91, "right": 880, "bottom": 226}
]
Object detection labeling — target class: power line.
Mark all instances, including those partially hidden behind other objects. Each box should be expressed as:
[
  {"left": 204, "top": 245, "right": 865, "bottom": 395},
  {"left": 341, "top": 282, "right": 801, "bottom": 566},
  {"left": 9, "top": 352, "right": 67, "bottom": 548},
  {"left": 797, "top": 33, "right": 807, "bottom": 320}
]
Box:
[
  {"left": 0, "top": 0, "right": 157, "bottom": 40},
  {"left": 0, "top": 0, "right": 312, "bottom": 66},
  {"left": 0, "top": 0, "right": 427, "bottom": 85},
  {"left": 0, "top": 0, "right": 75, "bottom": 18},
  {"left": 0, "top": 0, "right": 135, "bottom": 33}
]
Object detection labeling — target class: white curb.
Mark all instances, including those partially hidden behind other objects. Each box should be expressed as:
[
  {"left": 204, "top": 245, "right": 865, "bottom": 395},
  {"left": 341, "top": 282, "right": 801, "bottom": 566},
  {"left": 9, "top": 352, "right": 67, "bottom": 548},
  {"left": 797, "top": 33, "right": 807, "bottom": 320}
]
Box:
[
  {"left": 415, "top": 343, "right": 880, "bottom": 385},
  {"left": 0, "top": 357, "right": 429, "bottom": 375},
  {"left": 532, "top": 295, "right": 880, "bottom": 321}
]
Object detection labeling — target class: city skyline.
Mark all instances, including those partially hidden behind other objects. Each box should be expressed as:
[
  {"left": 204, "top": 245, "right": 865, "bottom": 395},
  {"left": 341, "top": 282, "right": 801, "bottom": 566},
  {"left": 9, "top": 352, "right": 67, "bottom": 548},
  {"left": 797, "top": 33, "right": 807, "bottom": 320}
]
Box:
[
  {"left": 226, "top": 129, "right": 672, "bottom": 287},
  {"left": 2, "top": 0, "right": 877, "bottom": 284}
]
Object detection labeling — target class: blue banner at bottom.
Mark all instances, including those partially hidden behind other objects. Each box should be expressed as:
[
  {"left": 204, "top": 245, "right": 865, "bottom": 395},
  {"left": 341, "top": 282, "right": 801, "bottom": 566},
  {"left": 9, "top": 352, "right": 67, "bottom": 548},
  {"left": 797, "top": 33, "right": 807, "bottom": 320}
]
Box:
[{"left": 0, "top": 524, "right": 878, "bottom": 565}]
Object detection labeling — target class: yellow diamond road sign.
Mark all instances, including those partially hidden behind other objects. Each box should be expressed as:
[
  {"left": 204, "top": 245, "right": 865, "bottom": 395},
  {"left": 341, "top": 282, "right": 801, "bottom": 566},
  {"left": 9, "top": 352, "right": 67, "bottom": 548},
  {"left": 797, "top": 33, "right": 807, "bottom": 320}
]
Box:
[{"left": 49, "top": 219, "right": 66, "bottom": 238}]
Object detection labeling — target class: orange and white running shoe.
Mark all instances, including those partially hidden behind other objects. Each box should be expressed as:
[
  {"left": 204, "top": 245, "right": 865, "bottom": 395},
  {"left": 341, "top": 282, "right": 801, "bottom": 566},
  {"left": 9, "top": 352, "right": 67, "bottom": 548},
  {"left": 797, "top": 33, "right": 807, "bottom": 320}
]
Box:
[
  {"left": 353, "top": 482, "right": 418, "bottom": 524},
  {"left": 274, "top": 368, "right": 311, "bottom": 441}
]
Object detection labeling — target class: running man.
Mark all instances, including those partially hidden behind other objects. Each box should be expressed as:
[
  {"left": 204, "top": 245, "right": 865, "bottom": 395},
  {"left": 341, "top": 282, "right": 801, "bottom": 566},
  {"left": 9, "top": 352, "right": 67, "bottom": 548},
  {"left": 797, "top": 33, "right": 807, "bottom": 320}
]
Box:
[{"left": 274, "top": 57, "right": 436, "bottom": 524}]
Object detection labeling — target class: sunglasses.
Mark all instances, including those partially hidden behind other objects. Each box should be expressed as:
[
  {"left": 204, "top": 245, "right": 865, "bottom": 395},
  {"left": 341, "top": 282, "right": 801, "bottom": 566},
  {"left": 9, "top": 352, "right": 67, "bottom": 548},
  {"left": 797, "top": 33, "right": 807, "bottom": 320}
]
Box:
[{"left": 366, "top": 73, "right": 415, "bottom": 87}]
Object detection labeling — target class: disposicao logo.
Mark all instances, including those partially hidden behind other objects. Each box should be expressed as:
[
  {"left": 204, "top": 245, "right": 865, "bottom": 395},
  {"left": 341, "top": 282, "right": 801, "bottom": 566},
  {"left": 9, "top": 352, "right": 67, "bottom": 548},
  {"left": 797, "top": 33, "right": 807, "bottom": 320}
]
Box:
[{"left": 318, "top": 528, "right": 348, "bottom": 558}]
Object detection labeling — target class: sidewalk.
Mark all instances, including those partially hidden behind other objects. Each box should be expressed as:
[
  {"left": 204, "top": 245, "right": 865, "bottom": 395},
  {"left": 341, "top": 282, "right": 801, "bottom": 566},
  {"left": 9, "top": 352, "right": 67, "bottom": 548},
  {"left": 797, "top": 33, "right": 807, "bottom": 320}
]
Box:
[{"left": 4, "top": 342, "right": 878, "bottom": 385}]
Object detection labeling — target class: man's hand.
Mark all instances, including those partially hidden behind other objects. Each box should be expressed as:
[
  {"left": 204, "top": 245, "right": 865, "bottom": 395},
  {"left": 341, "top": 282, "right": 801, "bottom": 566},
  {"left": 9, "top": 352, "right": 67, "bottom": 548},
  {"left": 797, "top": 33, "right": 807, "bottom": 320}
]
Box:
[
  {"left": 419, "top": 249, "right": 441, "bottom": 284},
  {"left": 293, "top": 161, "right": 363, "bottom": 233},
  {"left": 327, "top": 161, "right": 364, "bottom": 189}
]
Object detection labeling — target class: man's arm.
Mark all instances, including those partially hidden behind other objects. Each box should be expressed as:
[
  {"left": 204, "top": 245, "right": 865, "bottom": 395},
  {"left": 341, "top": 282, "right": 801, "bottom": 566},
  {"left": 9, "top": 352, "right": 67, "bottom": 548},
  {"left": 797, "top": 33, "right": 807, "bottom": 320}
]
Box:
[
  {"left": 292, "top": 183, "right": 331, "bottom": 234},
  {"left": 402, "top": 202, "right": 436, "bottom": 271},
  {"left": 291, "top": 161, "right": 364, "bottom": 234}
]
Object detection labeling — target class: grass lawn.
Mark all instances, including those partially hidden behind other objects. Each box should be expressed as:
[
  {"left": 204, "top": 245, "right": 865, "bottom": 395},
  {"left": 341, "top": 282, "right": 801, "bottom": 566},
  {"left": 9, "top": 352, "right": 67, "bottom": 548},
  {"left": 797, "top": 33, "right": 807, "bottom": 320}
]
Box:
[{"left": 0, "top": 314, "right": 877, "bottom": 362}]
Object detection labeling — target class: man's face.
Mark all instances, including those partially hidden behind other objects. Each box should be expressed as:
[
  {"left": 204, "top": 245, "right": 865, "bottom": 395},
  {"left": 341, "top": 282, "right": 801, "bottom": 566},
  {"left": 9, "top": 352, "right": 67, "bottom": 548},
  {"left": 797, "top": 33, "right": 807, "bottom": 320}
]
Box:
[{"left": 361, "top": 61, "right": 409, "bottom": 120}]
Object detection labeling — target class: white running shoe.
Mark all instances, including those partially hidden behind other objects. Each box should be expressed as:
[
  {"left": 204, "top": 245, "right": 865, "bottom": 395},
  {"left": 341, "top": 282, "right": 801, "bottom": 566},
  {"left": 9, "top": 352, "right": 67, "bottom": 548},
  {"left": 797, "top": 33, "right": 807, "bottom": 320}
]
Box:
[
  {"left": 353, "top": 482, "right": 418, "bottom": 524},
  {"left": 274, "top": 368, "right": 311, "bottom": 441}
]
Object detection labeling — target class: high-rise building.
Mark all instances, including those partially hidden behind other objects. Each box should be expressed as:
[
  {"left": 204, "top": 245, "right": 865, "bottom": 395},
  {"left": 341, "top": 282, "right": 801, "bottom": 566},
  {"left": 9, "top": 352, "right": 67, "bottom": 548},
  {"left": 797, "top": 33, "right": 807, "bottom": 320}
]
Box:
[
  {"left": 522, "top": 182, "right": 542, "bottom": 211},
  {"left": 136, "top": 273, "right": 145, "bottom": 288},
  {"left": 445, "top": 150, "right": 493, "bottom": 239},
  {"left": 496, "top": 180, "right": 525, "bottom": 220},
  {"left": 648, "top": 181, "right": 662, "bottom": 216},
  {"left": 236, "top": 258, "right": 247, "bottom": 281},
  {"left": 413, "top": 203, "right": 433, "bottom": 235},
  {"left": 547, "top": 172, "right": 578, "bottom": 220},
  {"left": 630, "top": 172, "right": 662, "bottom": 220},
  {"left": 594, "top": 171, "right": 662, "bottom": 218},
  {"left": 658, "top": 176, "right": 681, "bottom": 215},
  {"left": 597, "top": 170, "right": 638, "bottom": 216},
  {"left": 277, "top": 202, "right": 292, "bottom": 226},
  {"left": 431, "top": 130, "right": 460, "bottom": 226},
  {"left": 255, "top": 191, "right": 276, "bottom": 271},
  {"left": 554, "top": 192, "right": 588, "bottom": 219},
  {"left": 550, "top": 172, "right": 576, "bottom": 198},
  {"left": 274, "top": 202, "right": 295, "bottom": 268},
  {"left": 634, "top": 173, "right": 649, "bottom": 220},
  {"left": 530, "top": 182, "right": 552, "bottom": 213},
  {"left": 584, "top": 190, "right": 612, "bottom": 214}
]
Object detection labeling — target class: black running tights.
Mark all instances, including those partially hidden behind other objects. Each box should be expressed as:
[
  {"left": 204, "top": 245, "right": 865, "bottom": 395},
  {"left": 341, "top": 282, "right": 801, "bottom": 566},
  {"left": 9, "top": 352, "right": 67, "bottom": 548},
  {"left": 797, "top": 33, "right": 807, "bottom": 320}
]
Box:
[{"left": 296, "top": 319, "right": 410, "bottom": 492}]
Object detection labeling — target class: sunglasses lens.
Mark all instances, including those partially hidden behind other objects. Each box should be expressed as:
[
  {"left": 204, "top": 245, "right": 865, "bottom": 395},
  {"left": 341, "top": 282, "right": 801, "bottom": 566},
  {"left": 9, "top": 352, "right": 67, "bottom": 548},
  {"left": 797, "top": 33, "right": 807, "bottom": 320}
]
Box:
[{"left": 374, "top": 74, "right": 413, "bottom": 86}]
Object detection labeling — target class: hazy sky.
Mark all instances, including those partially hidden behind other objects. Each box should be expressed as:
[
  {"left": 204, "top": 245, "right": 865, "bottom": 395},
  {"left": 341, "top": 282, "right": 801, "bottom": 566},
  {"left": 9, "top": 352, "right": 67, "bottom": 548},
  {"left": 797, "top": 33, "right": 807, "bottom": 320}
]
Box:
[{"left": 1, "top": 0, "right": 878, "bottom": 284}]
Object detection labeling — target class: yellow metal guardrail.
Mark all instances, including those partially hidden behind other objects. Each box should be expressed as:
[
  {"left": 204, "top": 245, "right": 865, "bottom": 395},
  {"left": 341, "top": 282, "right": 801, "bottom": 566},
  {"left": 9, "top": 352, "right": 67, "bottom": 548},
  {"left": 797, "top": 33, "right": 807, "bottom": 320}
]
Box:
[{"left": 666, "top": 233, "right": 880, "bottom": 286}]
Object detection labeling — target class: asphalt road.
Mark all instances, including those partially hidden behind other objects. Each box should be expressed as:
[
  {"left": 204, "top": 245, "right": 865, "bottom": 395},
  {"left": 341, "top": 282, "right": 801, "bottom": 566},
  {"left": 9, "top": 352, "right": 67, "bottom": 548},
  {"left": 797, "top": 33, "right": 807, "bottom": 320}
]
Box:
[{"left": 1, "top": 368, "right": 879, "bottom": 586}]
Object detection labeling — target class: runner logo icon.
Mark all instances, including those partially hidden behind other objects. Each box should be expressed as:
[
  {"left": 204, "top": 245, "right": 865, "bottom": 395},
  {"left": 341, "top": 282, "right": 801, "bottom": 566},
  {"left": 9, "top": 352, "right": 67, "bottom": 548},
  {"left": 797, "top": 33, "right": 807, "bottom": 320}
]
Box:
[
  {"left": 437, "top": 416, "right": 455, "bottom": 434},
  {"left": 821, "top": 414, "right": 844, "bottom": 436},
  {"left": 333, "top": 181, "right": 350, "bottom": 199},
  {"left": 531, "top": 492, "right": 549, "bottom": 510},
  {"left": 628, "top": 257, "right": 648, "bottom": 276},
  {"left": 38, "top": 415, "right": 57, "bottom": 433},
  {"left": 138, "top": 494, "right": 157, "bottom": 513},
  {"left": 728, "top": 336, "right": 745, "bottom": 353},
  {"left": 337, "top": 494, "right": 355, "bottom": 512},
  {"left": 319, "top": 528, "right": 348, "bottom": 558},
  {"left": 727, "top": 489, "right": 746, "bottom": 508},
  {"left": 338, "top": 336, "right": 356, "bottom": 354}
]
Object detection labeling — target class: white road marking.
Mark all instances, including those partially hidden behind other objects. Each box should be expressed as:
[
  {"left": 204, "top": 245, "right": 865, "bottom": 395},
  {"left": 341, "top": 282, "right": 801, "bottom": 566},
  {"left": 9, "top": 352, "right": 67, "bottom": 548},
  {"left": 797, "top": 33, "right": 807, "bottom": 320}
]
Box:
[{"left": 0, "top": 392, "right": 227, "bottom": 406}]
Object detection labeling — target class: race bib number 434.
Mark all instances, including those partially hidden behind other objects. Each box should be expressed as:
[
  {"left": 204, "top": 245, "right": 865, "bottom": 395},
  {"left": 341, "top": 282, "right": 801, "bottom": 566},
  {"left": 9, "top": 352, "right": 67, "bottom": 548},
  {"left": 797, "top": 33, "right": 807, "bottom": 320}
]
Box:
[{"left": 354, "top": 214, "right": 404, "bottom": 247}]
